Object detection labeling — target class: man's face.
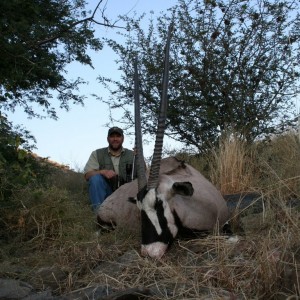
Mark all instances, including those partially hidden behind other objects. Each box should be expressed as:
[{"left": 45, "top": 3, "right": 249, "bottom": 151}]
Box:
[{"left": 107, "top": 133, "right": 124, "bottom": 151}]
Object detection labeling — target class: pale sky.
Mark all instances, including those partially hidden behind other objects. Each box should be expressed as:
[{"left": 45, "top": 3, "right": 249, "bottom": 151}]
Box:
[{"left": 7, "top": 0, "right": 181, "bottom": 171}]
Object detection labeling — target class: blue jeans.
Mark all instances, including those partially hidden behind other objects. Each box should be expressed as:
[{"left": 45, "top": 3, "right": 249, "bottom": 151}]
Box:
[{"left": 88, "top": 174, "right": 112, "bottom": 211}]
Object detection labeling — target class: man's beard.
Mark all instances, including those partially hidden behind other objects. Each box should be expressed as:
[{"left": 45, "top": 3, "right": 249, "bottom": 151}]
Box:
[{"left": 109, "top": 143, "right": 122, "bottom": 151}]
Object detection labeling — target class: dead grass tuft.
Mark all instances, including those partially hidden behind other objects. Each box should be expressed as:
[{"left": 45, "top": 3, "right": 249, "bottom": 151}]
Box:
[
  {"left": 257, "top": 133, "right": 300, "bottom": 199},
  {"left": 208, "top": 132, "right": 256, "bottom": 194}
]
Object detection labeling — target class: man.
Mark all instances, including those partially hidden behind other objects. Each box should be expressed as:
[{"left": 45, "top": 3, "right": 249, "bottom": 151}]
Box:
[{"left": 84, "top": 127, "right": 136, "bottom": 211}]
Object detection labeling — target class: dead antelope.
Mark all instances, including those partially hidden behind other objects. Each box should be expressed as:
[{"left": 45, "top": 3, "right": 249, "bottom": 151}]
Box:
[{"left": 97, "top": 24, "right": 229, "bottom": 259}]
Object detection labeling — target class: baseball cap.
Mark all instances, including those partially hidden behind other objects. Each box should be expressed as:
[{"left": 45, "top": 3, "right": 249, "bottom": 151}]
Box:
[{"left": 108, "top": 127, "right": 124, "bottom": 136}]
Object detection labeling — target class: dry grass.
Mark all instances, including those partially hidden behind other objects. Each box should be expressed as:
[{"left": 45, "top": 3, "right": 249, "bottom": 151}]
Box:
[
  {"left": 208, "top": 132, "right": 257, "bottom": 194},
  {"left": 0, "top": 131, "right": 300, "bottom": 299},
  {"left": 257, "top": 133, "right": 300, "bottom": 199},
  {"left": 208, "top": 131, "right": 300, "bottom": 198}
]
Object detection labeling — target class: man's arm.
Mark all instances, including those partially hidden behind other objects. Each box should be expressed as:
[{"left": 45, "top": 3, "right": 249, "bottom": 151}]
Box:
[
  {"left": 85, "top": 169, "right": 117, "bottom": 180},
  {"left": 84, "top": 149, "right": 117, "bottom": 181}
]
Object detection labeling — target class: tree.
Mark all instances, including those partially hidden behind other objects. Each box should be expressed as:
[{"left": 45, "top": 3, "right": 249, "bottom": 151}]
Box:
[
  {"left": 0, "top": 0, "right": 119, "bottom": 119},
  {"left": 0, "top": 112, "right": 36, "bottom": 199},
  {"left": 99, "top": 0, "right": 300, "bottom": 152}
]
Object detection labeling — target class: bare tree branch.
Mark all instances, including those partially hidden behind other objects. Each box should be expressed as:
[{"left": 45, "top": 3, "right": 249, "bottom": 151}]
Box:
[{"left": 36, "top": 0, "right": 125, "bottom": 47}]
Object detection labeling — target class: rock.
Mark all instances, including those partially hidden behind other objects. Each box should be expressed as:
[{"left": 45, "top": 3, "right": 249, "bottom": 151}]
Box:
[
  {"left": 0, "top": 279, "right": 33, "bottom": 299},
  {"left": 101, "top": 287, "right": 153, "bottom": 299},
  {"left": 24, "top": 290, "right": 66, "bottom": 300},
  {"left": 35, "top": 266, "right": 67, "bottom": 290},
  {"left": 0, "top": 278, "right": 69, "bottom": 300},
  {"left": 64, "top": 285, "right": 116, "bottom": 300},
  {"left": 93, "top": 250, "right": 140, "bottom": 277},
  {"left": 224, "top": 192, "right": 263, "bottom": 215}
]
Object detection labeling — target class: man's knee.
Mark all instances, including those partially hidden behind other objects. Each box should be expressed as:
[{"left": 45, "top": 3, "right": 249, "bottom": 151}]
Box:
[
  {"left": 89, "top": 174, "right": 106, "bottom": 187},
  {"left": 88, "top": 174, "right": 112, "bottom": 198}
]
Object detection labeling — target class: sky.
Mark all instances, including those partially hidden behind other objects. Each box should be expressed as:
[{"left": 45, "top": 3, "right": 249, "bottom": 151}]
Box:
[{"left": 7, "top": 0, "right": 181, "bottom": 171}]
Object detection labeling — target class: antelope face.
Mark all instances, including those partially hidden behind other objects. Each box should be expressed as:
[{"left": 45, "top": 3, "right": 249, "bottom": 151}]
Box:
[
  {"left": 137, "top": 180, "right": 194, "bottom": 259},
  {"left": 137, "top": 187, "right": 177, "bottom": 259}
]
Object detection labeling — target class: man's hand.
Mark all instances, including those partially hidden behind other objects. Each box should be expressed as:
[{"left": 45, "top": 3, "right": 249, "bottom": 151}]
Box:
[
  {"left": 84, "top": 169, "right": 117, "bottom": 180},
  {"left": 101, "top": 169, "right": 117, "bottom": 179}
]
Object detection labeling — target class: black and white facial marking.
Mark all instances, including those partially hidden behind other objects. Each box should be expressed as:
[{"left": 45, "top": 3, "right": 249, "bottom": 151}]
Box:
[{"left": 137, "top": 180, "right": 194, "bottom": 259}]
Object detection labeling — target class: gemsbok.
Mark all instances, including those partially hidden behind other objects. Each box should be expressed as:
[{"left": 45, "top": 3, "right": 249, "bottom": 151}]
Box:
[{"left": 97, "top": 24, "right": 229, "bottom": 259}]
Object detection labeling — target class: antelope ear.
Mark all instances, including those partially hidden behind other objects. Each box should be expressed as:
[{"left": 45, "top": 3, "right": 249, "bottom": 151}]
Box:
[
  {"left": 128, "top": 197, "right": 137, "bottom": 204},
  {"left": 172, "top": 182, "right": 194, "bottom": 196}
]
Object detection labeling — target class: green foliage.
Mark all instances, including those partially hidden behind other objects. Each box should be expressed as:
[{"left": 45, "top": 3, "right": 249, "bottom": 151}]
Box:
[
  {"left": 0, "top": 122, "right": 90, "bottom": 249},
  {"left": 99, "top": 0, "right": 300, "bottom": 152},
  {"left": 0, "top": 186, "right": 93, "bottom": 243},
  {"left": 0, "top": 113, "right": 54, "bottom": 202},
  {"left": 0, "top": 0, "right": 103, "bottom": 119}
]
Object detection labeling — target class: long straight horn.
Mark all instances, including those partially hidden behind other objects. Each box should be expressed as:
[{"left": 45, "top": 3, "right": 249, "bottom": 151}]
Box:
[
  {"left": 148, "top": 23, "right": 173, "bottom": 190},
  {"left": 134, "top": 57, "right": 147, "bottom": 191}
]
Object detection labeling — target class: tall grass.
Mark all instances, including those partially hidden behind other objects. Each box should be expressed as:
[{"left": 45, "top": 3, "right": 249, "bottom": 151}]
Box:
[
  {"left": 208, "top": 131, "right": 300, "bottom": 199},
  {"left": 257, "top": 133, "right": 300, "bottom": 200},
  {"left": 209, "top": 132, "right": 256, "bottom": 194}
]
